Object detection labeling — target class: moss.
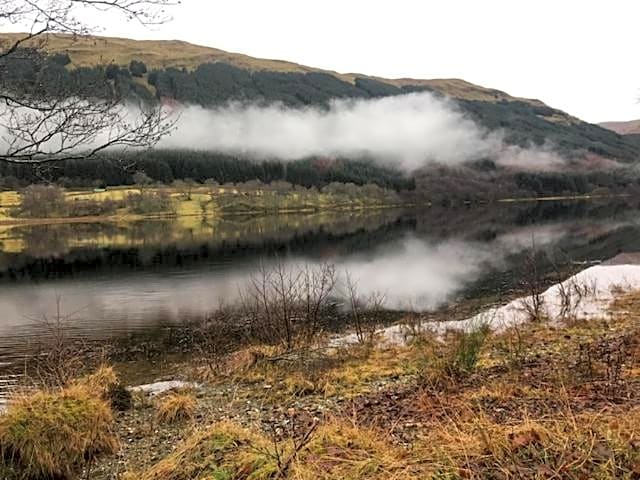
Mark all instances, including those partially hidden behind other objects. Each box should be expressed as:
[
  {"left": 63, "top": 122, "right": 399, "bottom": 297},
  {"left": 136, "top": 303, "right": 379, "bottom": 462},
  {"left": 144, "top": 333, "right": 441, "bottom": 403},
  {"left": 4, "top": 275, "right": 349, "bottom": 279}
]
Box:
[{"left": 0, "top": 385, "right": 117, "bottom": 479}]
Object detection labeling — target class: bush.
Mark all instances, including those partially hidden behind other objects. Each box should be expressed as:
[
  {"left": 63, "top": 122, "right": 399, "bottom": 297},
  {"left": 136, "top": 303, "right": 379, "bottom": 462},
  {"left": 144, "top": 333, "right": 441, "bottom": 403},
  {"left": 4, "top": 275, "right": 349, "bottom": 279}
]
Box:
[
  {"left": 19, "top": 184, "right": 67, "bottom": 218},
  {"left": 129, "top": 60, "right": 148, "bottom": 77},
  {"left": 126, "top": 191, "right": 174, "bottom": 214},
  {"left": 66, "top": 198, "right": 119, "bottom": 217},
  {"left": 155, "top": 391, "right": 197, "bottom": 424},
  {"left": 0, "top": 385, "right": 118, "bottom": 479},
  {"left": 240, "top": 262, "right": 337, "bottom": 351}
]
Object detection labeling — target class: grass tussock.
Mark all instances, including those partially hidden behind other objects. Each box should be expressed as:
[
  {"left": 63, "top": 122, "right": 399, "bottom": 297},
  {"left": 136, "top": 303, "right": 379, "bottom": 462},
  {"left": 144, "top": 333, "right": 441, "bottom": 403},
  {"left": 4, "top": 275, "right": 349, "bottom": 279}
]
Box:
[
  {"left": 415, "top": 407, "right": 640, "bottom": 479},
  {"left": 291, "top": 422, "right": 419, "bottom": 480},
  {"left": 155, "top": 390, "right": 198, "bottom": 424},
  {"left": 74, "top": 364, "right": 132, "bottom": 411},
  {"left": 134, "top": 420, "right": 416, "bottom": 480},
  {"left": 0, "top": 385, "right": 117, "bottom": 479},
  {"left": 73, "top": 364, "right": 119, "bottom": 397},
  {"left": 220, "top": 343, "right": 417, "bottom": 401},
  {"left": 134, "top": 421, "right": 280, "bottom": 480},
  {"left": 410, "top": 323, "right": 491, "bottom": 388}
]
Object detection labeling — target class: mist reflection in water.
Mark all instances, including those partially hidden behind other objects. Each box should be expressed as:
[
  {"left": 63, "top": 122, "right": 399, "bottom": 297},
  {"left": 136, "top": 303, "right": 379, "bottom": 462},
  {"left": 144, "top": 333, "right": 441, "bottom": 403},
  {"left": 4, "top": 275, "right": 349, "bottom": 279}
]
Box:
[{"left": 0, "top": 202, "right": 639, "bottom": 361}]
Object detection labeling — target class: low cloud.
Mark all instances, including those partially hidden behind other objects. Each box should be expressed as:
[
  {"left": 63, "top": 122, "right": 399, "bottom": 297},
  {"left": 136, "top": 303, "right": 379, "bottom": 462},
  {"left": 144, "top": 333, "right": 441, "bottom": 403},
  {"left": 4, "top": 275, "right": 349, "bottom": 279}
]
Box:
[
  {"left": 1, "top": 91, "right": 573, "bottom": 171},
  {"left": 159, "top": 92, "right": 512, "bottom": 171}
]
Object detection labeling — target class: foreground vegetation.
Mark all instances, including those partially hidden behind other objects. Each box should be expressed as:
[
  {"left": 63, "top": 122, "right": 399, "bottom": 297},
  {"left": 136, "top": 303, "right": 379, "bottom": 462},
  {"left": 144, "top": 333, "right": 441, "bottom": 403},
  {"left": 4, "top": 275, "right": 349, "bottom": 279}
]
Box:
[{"left": 2, "top": 261, "right": 640, "bottom": 479}]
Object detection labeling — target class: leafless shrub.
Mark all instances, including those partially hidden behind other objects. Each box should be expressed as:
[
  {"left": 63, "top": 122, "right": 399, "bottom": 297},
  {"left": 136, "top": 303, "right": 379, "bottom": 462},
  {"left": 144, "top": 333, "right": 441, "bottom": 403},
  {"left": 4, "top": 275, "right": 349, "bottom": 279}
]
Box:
[
  {"left": 574, "top": 335, "right": 630, "bottom": 398},
  {"left": 126, "top": 190, "right": 173, "bottom": 214},
  {"left": 259, "top": 410, "right": 319, "bottom": 480},
  {"left": 18, "top": 184, "right": 67, "bottom": 217},
  {"left": 66, "top": 197, "right": 119, "bottom": 217},
  {"left": 189, "top": 303, "right": 246, "bottom": 376},
  {"left": 0, "top": 1, "right": 178, "bottom": 165},
  {"left": 239, "top": 262, "right": 338, "bottom": 351},
  {"left": 518, "top": 238, "right": 545, "bottom": 322},
  {"left": 547, "top": 253, "right": 581, "bottom": 322},
  {"left": 398, "top": 309, "right": 427, "bottom": 343},
  {"left": 345, "top": 271, "right": 386, "bottom": 345},
  {"left": 301, "top": 263, "right": 337, "bottom": 343},
  {"left": 26, "top": 297, "right": 89, "bottom": 387},
  {"left": 172, "top": 178, "right": 197, "bottom": 200}
]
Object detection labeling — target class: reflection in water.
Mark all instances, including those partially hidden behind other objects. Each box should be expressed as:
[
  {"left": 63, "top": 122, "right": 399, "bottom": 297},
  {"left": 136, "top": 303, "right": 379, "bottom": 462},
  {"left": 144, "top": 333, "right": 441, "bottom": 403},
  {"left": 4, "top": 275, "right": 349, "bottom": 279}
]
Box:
[{"left": 1, "top": 201, "right": 640, "bottom": 362}]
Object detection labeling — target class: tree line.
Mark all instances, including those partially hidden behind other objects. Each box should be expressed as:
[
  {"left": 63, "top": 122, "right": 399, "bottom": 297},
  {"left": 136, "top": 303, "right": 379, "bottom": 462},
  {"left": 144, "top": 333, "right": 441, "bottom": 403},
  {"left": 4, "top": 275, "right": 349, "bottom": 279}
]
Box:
[
  {"left": 0, "top": 151, "right": 415, "bottom": 191},
  {"left": 5, "top": 47, "right": 639, "bottom": 167},
  {"left": 410, "top": 163, "right": 640, "bottom": 206}
]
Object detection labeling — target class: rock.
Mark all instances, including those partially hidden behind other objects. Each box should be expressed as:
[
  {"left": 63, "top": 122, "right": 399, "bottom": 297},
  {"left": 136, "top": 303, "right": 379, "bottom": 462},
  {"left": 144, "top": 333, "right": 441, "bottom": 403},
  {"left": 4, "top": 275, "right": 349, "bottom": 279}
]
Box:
[{"left": 128, "top": 380, "right": 199, "bottom": 396}]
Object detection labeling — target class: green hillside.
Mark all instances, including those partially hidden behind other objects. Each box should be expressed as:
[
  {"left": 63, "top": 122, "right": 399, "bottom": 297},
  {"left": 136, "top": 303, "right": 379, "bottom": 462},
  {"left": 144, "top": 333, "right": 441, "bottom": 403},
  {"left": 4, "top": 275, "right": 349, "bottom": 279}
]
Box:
[{"left": 2, "top": 32, "right": 638, "bottom": 164}]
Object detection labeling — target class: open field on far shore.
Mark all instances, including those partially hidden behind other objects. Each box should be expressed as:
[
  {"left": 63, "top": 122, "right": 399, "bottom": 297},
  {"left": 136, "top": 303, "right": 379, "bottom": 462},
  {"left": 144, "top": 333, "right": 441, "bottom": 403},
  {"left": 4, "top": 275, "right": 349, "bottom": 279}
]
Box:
[{"left": 0, "top": 184, "right": 404, "bottom": 227}]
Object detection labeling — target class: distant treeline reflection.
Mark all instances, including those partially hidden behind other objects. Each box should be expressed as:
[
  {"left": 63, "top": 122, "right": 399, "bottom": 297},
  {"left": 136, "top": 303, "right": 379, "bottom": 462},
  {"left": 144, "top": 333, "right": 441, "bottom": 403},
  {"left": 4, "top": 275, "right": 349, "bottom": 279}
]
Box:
[{"left": 0, "top": 200, "right": 638, "bottom": 283}]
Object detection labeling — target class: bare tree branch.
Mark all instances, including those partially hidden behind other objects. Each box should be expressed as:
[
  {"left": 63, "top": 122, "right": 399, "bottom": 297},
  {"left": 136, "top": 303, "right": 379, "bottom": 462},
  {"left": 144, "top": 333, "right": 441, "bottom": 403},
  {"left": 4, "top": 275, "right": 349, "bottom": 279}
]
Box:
[{"left": 0, "top": 0, "right": 179, "bottom": 164}]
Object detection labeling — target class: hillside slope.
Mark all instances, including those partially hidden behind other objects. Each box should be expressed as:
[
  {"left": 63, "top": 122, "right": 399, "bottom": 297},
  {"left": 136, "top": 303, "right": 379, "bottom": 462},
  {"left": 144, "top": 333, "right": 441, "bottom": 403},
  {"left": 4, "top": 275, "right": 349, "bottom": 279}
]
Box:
[
  {"left": 0, "top": 33, "right": 542, "bottom": 103},
  {"left": 599, "top": 120, "right": 640, "bottom": 135},
  {"left": 1, "top": 33, "right": 639, "bottom": 164}
]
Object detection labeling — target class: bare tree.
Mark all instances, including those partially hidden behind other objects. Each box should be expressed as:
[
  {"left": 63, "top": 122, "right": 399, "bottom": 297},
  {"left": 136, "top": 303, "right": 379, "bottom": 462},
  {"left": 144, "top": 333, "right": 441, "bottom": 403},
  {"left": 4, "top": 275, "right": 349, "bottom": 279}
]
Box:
[
  {"left": 344, "top": 271, "right": 386, "bottom": 345},
  {"left": 239, "top": 262, "right": 338, "bottom": 351},
  {"left": 518, "top": 235, "right": 545, "bottom": 322},
  {"left": 0, "top": 0, "right": 177, "bottom": 164}
]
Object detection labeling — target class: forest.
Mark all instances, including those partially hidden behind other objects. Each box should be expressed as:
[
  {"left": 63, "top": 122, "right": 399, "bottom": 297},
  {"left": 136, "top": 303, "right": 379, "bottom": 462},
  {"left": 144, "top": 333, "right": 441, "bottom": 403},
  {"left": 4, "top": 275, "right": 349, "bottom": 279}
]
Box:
[
  {"left": 2, "top": 48, "right": 640, "bottom": 203},
  {"left": 3, "top": 48, "right": 640, "bottom": 166}
]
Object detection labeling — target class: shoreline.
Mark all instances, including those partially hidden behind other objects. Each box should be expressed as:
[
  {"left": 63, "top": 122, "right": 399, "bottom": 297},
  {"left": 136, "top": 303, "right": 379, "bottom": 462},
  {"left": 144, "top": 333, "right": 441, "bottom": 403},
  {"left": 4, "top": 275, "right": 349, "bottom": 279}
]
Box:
[
  {"left": 3, "top": 253, "right": 640, "bottom": 478},
  {"left": 0, "top": 189, "right": 631, "bottom": 229}
]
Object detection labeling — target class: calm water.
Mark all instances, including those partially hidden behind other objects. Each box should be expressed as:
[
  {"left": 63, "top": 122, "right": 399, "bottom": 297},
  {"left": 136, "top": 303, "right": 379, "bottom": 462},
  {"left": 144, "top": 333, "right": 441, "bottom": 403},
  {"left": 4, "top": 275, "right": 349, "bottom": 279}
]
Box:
[{"left": 1, "top": 200, "right": 639, "bottom": 365}]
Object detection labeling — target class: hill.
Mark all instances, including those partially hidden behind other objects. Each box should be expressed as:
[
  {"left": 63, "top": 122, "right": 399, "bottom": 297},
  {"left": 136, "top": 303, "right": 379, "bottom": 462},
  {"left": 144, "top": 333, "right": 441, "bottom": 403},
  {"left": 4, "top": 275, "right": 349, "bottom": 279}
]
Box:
[
  {"left": 0, "top": 33, "right": 548, "bottom": 103},
  {"left": 599, "top": 119, "right": 640, "bottom": 135},
  {"left": 3, "top": 33, "right": 638, "bottom": 165}
]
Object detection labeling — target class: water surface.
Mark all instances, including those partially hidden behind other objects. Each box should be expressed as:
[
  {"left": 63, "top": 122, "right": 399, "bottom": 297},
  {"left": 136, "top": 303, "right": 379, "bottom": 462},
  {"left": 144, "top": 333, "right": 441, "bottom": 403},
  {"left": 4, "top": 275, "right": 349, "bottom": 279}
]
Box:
[{"left": 1, "top": 201, "right": 639, "bottom": 364}]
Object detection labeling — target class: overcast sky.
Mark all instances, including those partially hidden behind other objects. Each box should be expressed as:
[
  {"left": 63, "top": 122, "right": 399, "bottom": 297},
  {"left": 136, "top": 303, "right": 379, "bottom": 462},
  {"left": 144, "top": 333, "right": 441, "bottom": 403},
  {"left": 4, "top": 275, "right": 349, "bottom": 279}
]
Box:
[{"left": 85, "top": 1, "right": 639, "bottom": 123}]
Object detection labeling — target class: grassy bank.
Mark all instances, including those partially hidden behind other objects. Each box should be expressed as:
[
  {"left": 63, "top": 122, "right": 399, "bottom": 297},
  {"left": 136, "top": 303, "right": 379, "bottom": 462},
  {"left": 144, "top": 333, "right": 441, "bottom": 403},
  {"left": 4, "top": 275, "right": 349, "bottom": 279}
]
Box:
[
  {"left": 3, "top": 280, "right": 640, "bottom": 478},
  {"left": 0, "top": 183, "right": 404, "bottom": 227}
]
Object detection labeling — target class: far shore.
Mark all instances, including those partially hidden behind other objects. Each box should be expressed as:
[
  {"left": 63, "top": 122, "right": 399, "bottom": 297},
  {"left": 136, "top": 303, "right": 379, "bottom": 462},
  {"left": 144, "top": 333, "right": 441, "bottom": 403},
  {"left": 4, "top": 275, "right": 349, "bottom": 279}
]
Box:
[{"left": 0, "top": 184, "right": 629, "bottom": 229}]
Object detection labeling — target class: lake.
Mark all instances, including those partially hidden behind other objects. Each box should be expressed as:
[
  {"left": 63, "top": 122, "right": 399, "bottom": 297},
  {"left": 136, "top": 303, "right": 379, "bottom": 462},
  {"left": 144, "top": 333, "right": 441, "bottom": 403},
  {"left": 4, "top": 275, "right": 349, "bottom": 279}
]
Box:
[{"left": 0, "top": 200, "right": 639, "bottom": 367}]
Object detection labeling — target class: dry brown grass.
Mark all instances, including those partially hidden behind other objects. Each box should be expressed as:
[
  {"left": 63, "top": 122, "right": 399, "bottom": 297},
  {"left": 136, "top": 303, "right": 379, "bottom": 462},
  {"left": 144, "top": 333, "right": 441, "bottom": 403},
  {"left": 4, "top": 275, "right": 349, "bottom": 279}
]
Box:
[
  {"left": 0, "top": 32, "right": 557, "bottom": 105},
  {"left": 73, "top": 364, "right": 119, "bottom": 397},
  {"left": 132, "top": 419, "right": 417, "bottom": 480},
  {"left": 96, "top": 291, "right": 640, "bottom": 478},
  {"left": 219, "top": 343, "right": 417, "bottom": 401},
  {"left": 291, "top": 421, "right": 420, "bottom": 480},
  {"left": 155, "top": 390, "right": 198, "bottom": 424},
  {"left": 133, "top": 408, "right": 640, "bottom": 479},
  {"left": 0, "top": 32, "right": 335, "bottom": 75},
  {"left": 413, "top": 406, "right": 640, "bottom": 479},
  {"left": 133, "top": 421, "right": 279, "bottom": 480},
  {"left": 0, "top": 385, "right": 118, "bottom": 479}
]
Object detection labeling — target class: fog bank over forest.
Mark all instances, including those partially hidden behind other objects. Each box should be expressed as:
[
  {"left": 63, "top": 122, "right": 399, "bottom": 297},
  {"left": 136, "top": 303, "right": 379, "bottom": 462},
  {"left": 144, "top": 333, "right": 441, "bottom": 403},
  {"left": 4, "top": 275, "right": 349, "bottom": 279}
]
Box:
[{"left": 156, "top": 92, "right": 567, "bottom": 172}]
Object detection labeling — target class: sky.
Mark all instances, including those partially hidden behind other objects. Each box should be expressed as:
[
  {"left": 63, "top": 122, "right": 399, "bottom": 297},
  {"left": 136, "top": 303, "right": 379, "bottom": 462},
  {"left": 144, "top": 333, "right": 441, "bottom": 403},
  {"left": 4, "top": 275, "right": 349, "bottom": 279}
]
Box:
[{"left": 31, "top": 1, "right": 640, "bottom": 122}]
